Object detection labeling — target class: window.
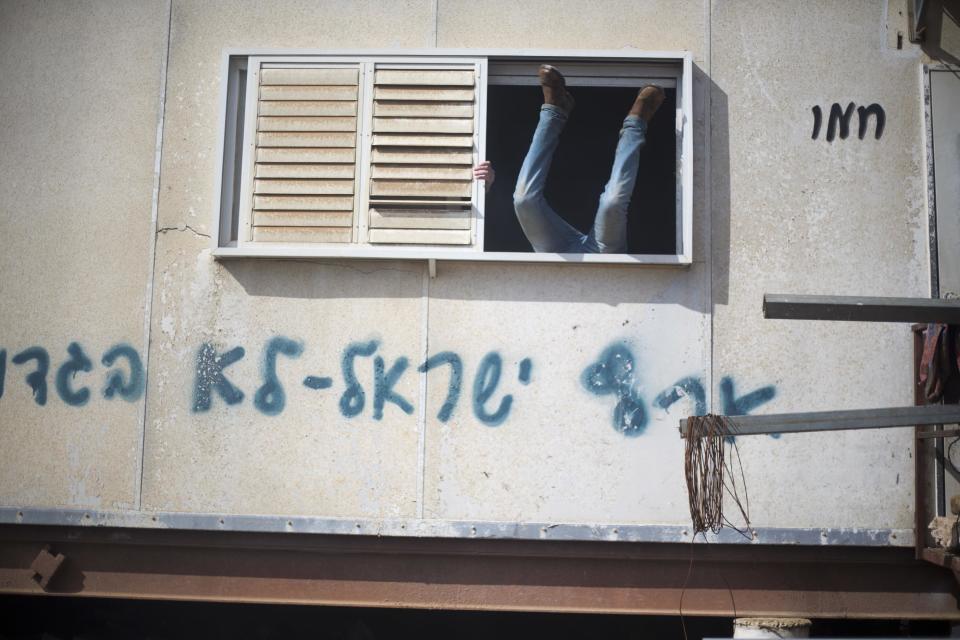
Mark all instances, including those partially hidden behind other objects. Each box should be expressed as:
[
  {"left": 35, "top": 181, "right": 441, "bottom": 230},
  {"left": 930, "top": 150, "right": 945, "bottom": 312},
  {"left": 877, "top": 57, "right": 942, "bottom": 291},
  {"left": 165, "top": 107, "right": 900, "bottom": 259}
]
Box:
[{"left": 213, "top": 50, "right": 692, "bottom": 265}]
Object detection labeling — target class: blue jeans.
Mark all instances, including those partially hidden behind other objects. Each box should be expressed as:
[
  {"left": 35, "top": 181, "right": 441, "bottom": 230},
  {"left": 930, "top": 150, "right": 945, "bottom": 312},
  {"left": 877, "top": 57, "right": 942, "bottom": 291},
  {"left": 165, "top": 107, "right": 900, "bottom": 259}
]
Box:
[{"left": 512, "top": 105, "right": 648, "bottom": 253}]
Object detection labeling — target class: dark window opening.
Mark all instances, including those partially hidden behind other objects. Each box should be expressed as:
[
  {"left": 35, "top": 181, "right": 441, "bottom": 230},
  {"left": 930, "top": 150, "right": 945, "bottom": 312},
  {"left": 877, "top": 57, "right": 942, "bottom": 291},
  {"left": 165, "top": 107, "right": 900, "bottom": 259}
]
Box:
[{"left": 484, "top": 84, "right": 677, "bottom": 254}]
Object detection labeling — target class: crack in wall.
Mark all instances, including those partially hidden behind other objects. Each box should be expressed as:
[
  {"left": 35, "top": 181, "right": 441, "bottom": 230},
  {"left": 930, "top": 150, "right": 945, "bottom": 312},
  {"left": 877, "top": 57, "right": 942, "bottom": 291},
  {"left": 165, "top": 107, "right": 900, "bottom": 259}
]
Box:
[{"left": 156, "top": 224, "right": 211, "bottom": 239}]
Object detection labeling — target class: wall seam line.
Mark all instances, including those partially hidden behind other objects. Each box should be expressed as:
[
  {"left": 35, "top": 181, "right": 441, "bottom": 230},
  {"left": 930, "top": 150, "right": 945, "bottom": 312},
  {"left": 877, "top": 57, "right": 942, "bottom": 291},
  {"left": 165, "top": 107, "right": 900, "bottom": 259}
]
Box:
[
  {"left": 135, "top": 0, "right": 173, "bottom": 511},
  {"left": 706, "top": 0, "right": 715, "bottom": 412},
  {"left": 923, "top": 66, "right": 939, "bottom": 299},
  {"left": 416, "top": 265, "right": 431, "bottom": 520}
]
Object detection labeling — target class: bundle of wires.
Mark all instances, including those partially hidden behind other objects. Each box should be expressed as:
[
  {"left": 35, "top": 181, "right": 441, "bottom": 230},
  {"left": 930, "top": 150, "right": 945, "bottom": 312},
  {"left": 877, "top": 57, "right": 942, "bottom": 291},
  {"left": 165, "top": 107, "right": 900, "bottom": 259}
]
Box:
[{"left": 684, "top": 414, "right": 753, "bottom": 539}]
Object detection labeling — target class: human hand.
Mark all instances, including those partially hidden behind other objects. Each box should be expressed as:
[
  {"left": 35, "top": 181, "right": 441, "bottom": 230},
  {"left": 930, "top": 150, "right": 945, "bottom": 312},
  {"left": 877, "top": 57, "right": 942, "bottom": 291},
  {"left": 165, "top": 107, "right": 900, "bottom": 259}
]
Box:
[{"left": 473, "top": 161, "right": 495, "bottom": 193}]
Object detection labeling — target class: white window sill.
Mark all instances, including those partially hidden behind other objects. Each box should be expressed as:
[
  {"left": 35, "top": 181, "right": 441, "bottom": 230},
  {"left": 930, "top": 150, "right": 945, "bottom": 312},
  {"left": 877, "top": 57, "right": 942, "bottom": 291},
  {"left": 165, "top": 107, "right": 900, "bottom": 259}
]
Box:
[{"left": 211, "top": 245, "right": 691, "bottom": 265}]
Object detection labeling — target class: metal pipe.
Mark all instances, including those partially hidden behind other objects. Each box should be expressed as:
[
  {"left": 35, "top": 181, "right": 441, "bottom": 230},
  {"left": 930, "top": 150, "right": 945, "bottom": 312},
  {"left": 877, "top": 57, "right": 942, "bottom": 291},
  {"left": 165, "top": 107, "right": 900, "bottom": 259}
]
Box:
[{"left": 679, "top": 404, "right": 960, "bottom": 438}]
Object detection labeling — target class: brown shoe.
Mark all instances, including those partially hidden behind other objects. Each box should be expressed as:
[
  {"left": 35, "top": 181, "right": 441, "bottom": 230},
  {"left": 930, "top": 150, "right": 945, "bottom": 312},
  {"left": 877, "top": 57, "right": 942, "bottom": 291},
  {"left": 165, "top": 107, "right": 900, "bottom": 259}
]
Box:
[
  {"left": 538, "top": 64, "right": 575, "bottom": 114},
  {"left": 629, "top": 85, "right": 665, "bottom": 122}
]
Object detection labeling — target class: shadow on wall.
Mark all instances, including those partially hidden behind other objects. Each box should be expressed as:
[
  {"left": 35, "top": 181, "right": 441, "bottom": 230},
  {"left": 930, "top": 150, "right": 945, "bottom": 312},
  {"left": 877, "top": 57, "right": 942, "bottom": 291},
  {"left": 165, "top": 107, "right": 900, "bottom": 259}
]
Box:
[
  {"left": 221, "top": 258, "right": 707, "bottom": 311},
  {"left": 708, "top": 67, "right": 731, "bottom": 308},
  {"left": 219, "top": 259, "right": 425, "bottom": 301}
]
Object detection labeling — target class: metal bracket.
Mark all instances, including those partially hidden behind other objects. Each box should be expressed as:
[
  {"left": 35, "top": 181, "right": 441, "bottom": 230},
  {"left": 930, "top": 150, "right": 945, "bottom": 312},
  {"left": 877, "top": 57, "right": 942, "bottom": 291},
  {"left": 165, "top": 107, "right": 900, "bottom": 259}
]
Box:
[
  {"left": 763, "top": 293, "right": 960, "bottom": 323},
  {"left": 30, "top": 545, "right": 65, "bottom": 590},
  {"left": 909, "top": 0, "right": 928, "bottom": 42},
  {"left": 428, "top": 258, "right": 437, "bottom": 278}
]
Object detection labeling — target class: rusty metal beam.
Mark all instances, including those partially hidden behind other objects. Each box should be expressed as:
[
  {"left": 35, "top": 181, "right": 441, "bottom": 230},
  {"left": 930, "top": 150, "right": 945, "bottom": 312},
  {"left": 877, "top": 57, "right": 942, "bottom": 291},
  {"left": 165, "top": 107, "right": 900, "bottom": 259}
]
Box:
[
  {"left": 917, "top": 429, "right": 960, "bottom": 439},
  {"left": 0, "top": 525, "right": 957, "bottom": 619}
]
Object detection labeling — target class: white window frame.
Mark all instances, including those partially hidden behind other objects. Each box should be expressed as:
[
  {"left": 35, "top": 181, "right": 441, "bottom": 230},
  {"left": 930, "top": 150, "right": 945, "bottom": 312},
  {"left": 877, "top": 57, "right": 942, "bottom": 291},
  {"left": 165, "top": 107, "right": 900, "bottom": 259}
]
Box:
[{"left": 212, "top": 48, "right": 694, "bottom": 266}]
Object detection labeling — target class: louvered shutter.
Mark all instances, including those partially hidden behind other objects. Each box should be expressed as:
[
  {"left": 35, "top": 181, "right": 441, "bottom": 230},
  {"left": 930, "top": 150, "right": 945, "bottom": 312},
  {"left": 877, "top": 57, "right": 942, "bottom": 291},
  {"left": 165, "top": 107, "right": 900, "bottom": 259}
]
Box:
[
  {"left": 251, "top": 66, "right": 360, "bottom": 243},
  {"left": 367, "top": 66, "right": 477, "bottom": 245}
]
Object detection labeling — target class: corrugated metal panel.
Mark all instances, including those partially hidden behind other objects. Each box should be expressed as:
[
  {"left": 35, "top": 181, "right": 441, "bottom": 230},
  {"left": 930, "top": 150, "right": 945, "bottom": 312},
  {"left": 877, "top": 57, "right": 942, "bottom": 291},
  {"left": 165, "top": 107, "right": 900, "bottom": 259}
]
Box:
[
  {"left": 371, "top": 165, "right": 472, "bottom": 180},
  {"left": 257, "top": 148, "right": 355, "bottom": 163},
  {"left": 371, "top": 133, "right": 473, "bottom": 147},
  {"left": 371, "top": 148, "right": 472, "bottom": 165},
  {"left": 367, "top": 65, "right": 476, "bottom": 246},
  {"left": 371, "top": 179, "right": 471, "bottom": 198},
  {"left": 251, "top": 66, "right": 360, "bottom": 243},
  {"left": 252, "top": 226, "right": 353, "bottom": 242},
  {"left": 254, "top": 211, "right": 353, "bottom": 227},
  {"left": 260, "top": 85, "right": 358, "bottom": 101},
  {"left": 374, "top": 69, "right": 474, "bottom": 86},
  {"left": 368, "top": 228, "right": 472, "bottom": 244},
  {"left": 374, "top": 101, "right": 474, "bottom": 118},
  {"left": 254, "top": 195, "right": 354, "bottom": 211},
  {"left": 254, "top": 179, "right": 354, "bottom": 195},
  {"left": 255, "top": 163, "right": 355, "bottom": 179},
  {"left": 257, "top": 131, "right": 357, "bottom": 148},
  {"left": 259, "top": 100, "right": 357, "bottom": 116},
  {"left": 374, "top": 117, "right": 472, "bottom": 133},
  {"left": 371, "top": 207, "right": 472, "bottom": 230},
  {"left": 257, "top": 116, "right": 357, "bottom": 131},
  {"left": 261, "top": 67, "right": 358, "bottom": 85},
  {"left": 374, "top": 86, "right": 474, "bottom": 101}
]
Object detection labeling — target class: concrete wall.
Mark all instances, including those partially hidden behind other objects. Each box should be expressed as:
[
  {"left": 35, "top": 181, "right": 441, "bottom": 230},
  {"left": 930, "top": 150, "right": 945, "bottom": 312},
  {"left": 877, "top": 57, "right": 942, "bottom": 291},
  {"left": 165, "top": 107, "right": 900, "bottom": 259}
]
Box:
[{"left": 0, "top": 0, "right": 929, "bottom": 543}]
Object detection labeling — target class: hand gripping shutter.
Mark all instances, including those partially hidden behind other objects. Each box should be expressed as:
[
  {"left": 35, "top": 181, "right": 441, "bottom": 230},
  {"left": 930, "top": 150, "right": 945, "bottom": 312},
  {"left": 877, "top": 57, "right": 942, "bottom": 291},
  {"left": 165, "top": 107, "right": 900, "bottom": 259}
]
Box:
[
  {"left": 367, "top": 67, "right": 476, "bottom": 245},
  {"left": 251, "top": 66, "right": 359, "bottom": 243}
]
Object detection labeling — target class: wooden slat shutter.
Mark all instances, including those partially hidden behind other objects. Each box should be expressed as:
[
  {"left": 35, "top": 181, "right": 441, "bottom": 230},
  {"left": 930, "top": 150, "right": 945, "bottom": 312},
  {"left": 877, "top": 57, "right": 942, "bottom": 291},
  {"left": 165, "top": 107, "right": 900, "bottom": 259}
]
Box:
[
  {"left": 367, "top": 66, "right": 477, "bottom": 245},
  {"left": 251, "top": 66, "right": 360, "bottom": 243}
]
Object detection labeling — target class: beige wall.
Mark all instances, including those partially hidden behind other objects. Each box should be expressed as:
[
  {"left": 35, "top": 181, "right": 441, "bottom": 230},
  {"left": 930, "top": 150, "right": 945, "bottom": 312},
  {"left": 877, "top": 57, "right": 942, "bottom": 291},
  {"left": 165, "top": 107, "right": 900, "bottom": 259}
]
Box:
[
  {"left": 711, "top": 0, "right": 926, "bottom": 528},
  {"left": 0, "top": 0, "right": 169, "bottom": 509},
  {"left": 0, "top": 0, "right": 929, "bottom": 541}
]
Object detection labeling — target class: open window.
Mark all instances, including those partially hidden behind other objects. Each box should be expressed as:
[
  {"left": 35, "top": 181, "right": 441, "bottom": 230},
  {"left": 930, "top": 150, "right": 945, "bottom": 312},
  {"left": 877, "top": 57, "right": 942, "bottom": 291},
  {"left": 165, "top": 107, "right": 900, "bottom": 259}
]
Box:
[{"left": 213, "top": 50, "right": 692, "bottom": 265}]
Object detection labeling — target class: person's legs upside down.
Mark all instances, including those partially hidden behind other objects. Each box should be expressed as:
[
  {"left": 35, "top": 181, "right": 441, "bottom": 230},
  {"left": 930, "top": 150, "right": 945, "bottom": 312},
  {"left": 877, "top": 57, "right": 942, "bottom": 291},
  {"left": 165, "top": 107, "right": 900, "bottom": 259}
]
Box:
[
  {"left": 587, "top": 85, "right": 665, "bottom": 253},
  {"left": 513, "top": 66, "right": 585, "bottom": 253}
]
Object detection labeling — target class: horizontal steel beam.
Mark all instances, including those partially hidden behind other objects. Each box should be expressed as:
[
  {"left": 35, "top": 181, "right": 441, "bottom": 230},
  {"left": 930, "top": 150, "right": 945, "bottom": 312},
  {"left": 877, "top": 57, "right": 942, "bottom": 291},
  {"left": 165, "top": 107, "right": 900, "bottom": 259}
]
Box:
[
  {"left": 0, "top": 525, "right": 956, "bottom": 618},
  {"left": 679, "top": 404, "right": 960, "bottom": 438},
  {"left": 763, "top": 293, "right": 960, "bottom": 323},
  {"left": 0, "top": 507, "right": 909, "bottom": 546}
]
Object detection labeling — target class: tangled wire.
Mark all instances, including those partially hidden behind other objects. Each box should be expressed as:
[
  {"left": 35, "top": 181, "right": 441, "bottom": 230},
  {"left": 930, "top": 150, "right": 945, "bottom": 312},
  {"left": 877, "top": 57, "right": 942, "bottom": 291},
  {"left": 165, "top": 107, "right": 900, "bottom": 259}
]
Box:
[{"left": 684, "top": 414, "right": 753, "bottom": 539}]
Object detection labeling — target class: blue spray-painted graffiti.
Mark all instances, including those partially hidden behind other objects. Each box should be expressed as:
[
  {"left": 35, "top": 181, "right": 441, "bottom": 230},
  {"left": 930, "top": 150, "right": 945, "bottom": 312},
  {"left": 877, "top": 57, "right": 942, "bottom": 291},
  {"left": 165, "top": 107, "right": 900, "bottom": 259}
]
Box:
[
  {"left": 720, "top": 376, "right": 778, "bottom": 438},
  {"left": 373, "top": 354, "right": 414, "bottom": 420},
  {"left": 655, "top": 376, "right": 707, "bottom": 416},
  {"left": 101, "top": 344, "right": 146, "bottom": 401},
  {"left": 719, "top": 376, "right": 776, "bottom": 416},
  {"left": 193, "top": 344, "right": 245, "bottom": 412},
  {"left": 518, "top": 358, "right": 533, "bottom": 385},
  {"left": 12, "top": 346, "right": 49, "bottom": 406},
  {"left": 472, "top": 352, "right": 512, "bottom": 427},
  {"left": 2, "top": 338, "right": 777, "bottom": 438},
  {"left": 581, "top": 344, "right": 648, "bottom": 436},
  {"left": 584, "top": 343, "right": 777, "bottom": 436},
  {"left": 656, "top": 373, "right": 777, "bottom": 440},
  {"left": 303, "top": 375, "right": 333, "bottom": 390},
  {"left": 418, "top": 351, "right": 462, "bottom": 423},
  {"left": 254, "top": 336, "right": 303, "bottom": 416},
  {"left": 55, "top": 342, "right": 93, "bottom": 407},
  {"left": 3, "top": 342, "right": 145, "bottom": 408},
  {"left": 338, "top": 340, "right": 379, "bottom": 418},
  {"left": 186, "top": 339, "right": 533, "bottom": 425}
]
